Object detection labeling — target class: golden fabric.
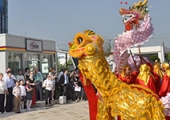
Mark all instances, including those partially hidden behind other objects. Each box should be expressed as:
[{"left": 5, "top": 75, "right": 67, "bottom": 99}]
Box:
[
  {"left": 68, "top": 30, "right": 165, "bottom": 120},
  {"left": 137, "top": 64, "right": 151, "bottom": 85},
  {"left": 166, "top": 70, "right": 170, "bottom": 78},
  {"left": 162, "top": 62, "right": 170, "bottom": 71},
  {"left": 153, "top": 62, "right": 163, "bottom": 79}
]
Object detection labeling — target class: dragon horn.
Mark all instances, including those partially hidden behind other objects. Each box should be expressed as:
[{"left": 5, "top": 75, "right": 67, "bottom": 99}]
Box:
[
  {"left": 136, "top": 0, "right": 148, "bottom": 7},
  {"left": 84, "top": 30, "right": 95, "bottom": 35}
]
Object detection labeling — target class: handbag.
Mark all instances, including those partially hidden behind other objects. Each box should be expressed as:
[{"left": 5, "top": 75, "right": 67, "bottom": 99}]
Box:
[{"left": 74, "top": 86, "right": 81, "bottom": 92}]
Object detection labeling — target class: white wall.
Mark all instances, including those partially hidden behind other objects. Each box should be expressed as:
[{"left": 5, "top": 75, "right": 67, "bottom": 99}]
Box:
[
  {"left": 43, "top": 40, "right": 56, "bottom": 51},
  {"left": 5, "top": 34, "right": 25, "bottom": 48},
  {"left": 0, "top": 52, "right": 7, "bottom": 74},
  {"left": 0, "top": 34, "right": 6, "bottom": 46}
]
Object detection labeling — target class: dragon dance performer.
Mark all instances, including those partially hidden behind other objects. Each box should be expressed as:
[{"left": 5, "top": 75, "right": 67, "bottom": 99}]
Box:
[
  {"left": 136, "top": 64, "right": 157, "bottom": 93},
  {"left": 159, "top": 63, "right": 170, "bottom": 98},
  {"left": 153, "top": 61, "right": 163, "bottom": 94},
  {"left": 118, "top": 65, "right": 138, "bottom": 84},
  {"left": 159, "top": 63, "right": 170, "bottom": 120}
]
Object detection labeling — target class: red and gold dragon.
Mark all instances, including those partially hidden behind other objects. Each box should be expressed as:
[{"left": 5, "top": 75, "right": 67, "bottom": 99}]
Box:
[
  {"left": 114, "top": 0, "right": 153, "bottom": 74},
  {"left": 69, "top": 30, "right": 165, "bottom": 120},
  {"left": 68, "top": 0, "right": 165, "bottom": 120}
]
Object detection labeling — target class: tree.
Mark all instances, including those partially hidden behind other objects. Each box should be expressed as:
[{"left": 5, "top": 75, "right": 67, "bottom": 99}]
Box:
[
  {"left": 167, "top": 53, "right": 170, "bottom": 61},
  {"left": 67, "top": 57, "right": 73, "bottom": 64},
  {"left": 149, "top": 55, "right": 159, "bottom": 62}
]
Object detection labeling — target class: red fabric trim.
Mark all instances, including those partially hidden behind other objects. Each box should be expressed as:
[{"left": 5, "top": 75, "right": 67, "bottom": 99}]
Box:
[{"left": 79, "top": 72, "right": 98, "bottom": 120}]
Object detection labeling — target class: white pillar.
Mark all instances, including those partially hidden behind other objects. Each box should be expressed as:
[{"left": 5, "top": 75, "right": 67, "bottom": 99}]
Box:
[
  {"left": 158, "top": 52, "right": 163, "bottom": 63},
  {"left": 161, "top": 42, "right": 165, "bottom": 62},
  {"left": 0, "top": 51, "right": 7, "bottom": 74}
]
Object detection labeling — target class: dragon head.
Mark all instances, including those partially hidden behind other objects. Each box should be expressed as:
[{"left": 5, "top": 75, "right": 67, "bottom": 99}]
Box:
[
  {"left": 68, "top": 30, "right": 104, "bottom": 59},
  {"left": 120, "top": 0, "right": 149, "bottom": 22}
]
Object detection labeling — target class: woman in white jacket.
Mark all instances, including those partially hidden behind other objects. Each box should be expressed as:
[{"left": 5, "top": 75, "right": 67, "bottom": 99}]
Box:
[{"left": 0, "top": 73, "right": 8, "bottom": 113}]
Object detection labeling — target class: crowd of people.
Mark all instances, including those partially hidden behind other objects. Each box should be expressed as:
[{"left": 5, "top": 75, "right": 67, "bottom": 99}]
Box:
[
  {"left": 0, "top": 67, "right": 86, "bottom": 114},
  {"left": 116, "top": 58, "right": 170, "bottom": 98}
]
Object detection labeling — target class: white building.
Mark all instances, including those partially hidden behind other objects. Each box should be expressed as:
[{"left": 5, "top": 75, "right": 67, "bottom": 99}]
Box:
[
  {"left": 0, "top": 34, "right": 56, "bottom": 75},
  {"left": 107, "top": 44, "right": 170, "bottom": 72},
  {"left": 130, "top": 44, "right": 169, "bottom": 62}
]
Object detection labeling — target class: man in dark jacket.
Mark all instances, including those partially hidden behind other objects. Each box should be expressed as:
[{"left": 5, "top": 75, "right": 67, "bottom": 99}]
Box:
[{"left": 59, "top": 69, "right": 70, "bottom": 100}]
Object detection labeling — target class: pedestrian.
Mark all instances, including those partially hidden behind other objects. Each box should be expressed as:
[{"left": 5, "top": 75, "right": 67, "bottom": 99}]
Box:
[
  {"left": 24, "top": 68, "right": 30, "bottom": 80},
  {"left": 19, "top": 79, "right": 26, "bottom": 111},
  {"left": 72, "top": 73, "right": 81, "bottom": 102},
  {"left": 4, "top": 71, "right": 15, "bottom": 112},
  {"left": 43, "top": 75, "right": 54, "bottom": 107},
  {"left": 3, "top": 68, "right": 16, "bottom": 80},
  {"left": 12, "top": 81, "right": 21, "bottom": 113},
  {"left": 16, "top": 69, "right": 25, "bottom": 83},
  {"left": 33, "top": 68, "right": 43, "bottom": 100},
  {"left": 49, "top": 68, "right": 57, "bottom": 100},
  {"left": 59, "top": 69, "right": 70, "bottom": 101},
  {"left": 25, "top": 80, "right": 33, "bottom": 111},
  {"left": 28, "top": 71, "right": 36, "bottom": 106},
  {"left": 0, "top": 73, "right": 8, "bottom": 113},
  {"left": 58, "top": 69, "right": 64, "bottom": 81},
  {"left": 58, "top": 69, "right": 64, "bottom": 96}
]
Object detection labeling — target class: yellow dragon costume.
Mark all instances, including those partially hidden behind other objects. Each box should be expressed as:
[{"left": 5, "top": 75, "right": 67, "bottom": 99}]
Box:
[{"left": 68, "top": 30, "right": 165, "bottom": 120}]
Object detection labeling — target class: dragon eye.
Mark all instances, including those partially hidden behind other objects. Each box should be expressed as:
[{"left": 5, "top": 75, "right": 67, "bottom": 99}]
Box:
[{"left": 77, "top": 37, "right": 83, "bottom": 44}]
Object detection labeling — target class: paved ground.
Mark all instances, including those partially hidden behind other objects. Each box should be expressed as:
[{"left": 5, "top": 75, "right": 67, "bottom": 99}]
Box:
[{"left": 0, "top": 101, "right": 89, "bottom": 120}]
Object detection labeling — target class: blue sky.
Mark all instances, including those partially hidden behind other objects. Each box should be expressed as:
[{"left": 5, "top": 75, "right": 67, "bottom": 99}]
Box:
[{"left": 8, "top": 0, "right": 170, "bottom": 50}]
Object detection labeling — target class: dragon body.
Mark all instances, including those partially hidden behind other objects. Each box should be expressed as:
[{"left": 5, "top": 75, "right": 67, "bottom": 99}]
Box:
[
  {"left": 69, "top": 30, "right": 165, "bottom": 120},
  {"left": 114, "top": 0, "right": 153, "bottom": 73}
]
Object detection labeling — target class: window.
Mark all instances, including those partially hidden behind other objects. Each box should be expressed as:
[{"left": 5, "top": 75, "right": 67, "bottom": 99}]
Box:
[{"left": 8, "top": 52, "right": 22, "bottom": 75}]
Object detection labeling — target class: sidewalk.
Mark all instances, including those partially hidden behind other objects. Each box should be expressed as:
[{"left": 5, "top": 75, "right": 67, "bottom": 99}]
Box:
[{"left": 0, "top": 101, "right": 89, "bottom": 120}]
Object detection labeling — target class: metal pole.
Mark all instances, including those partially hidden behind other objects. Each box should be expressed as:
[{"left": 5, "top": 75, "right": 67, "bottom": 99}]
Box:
[
  {"left": 129, "top": 50, "right": 138, "bottom": 70},
  {"left": 65, "top": 53, "right": 67, "bottom": 69}
]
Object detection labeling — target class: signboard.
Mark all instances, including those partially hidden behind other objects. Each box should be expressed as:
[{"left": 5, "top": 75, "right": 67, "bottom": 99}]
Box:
[{"left": 26, "top": 39, "right": 43, "bottom": 52}]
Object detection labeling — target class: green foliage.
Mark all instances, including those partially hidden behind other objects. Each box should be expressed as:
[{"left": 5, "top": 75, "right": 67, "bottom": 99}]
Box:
[
  {"left": 67, "top": 57, "right": 73, "bottom": 64},
  {"left": 165, "top": 53, "right": 170, "bottom": 61},
  {"left": 149, "top": 55, "right": 159, "bottom": 62}
]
